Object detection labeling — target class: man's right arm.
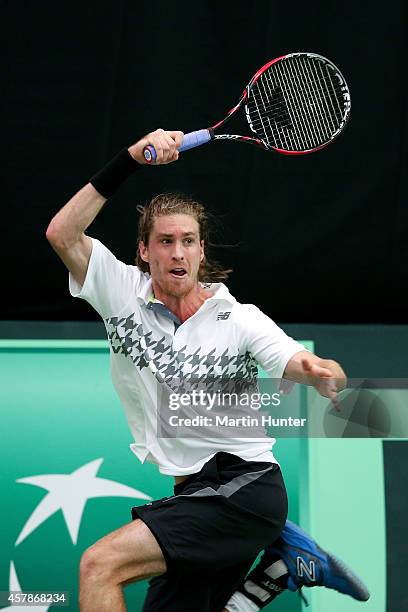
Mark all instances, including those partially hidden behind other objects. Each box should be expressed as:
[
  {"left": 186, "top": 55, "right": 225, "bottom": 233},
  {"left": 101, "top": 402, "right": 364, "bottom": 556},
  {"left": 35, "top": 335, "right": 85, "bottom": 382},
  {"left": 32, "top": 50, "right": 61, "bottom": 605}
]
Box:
[
  {"left": 46, "top": 129, "right": 183, "bottom": 286},
  {"left": 45, "top": 184, "right": 105, "bottom": 286}
]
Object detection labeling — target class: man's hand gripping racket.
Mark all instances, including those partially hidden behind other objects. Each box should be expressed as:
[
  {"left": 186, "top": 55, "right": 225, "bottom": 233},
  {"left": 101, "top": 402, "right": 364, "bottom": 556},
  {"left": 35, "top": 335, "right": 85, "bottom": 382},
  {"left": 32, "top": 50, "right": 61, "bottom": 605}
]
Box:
[{"left": 142, "top": 52, "right": 351, "bottom": 163}]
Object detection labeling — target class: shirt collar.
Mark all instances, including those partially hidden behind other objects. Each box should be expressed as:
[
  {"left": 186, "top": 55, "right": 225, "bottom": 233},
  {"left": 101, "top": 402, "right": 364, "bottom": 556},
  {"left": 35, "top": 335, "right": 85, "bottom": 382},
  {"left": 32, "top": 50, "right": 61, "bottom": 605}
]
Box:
[
  {"left": 136, "top": 276, "right": 154, "bottom": 305},
  {"left": 204, "top": 282, "right": 236, "bottom": 306}
]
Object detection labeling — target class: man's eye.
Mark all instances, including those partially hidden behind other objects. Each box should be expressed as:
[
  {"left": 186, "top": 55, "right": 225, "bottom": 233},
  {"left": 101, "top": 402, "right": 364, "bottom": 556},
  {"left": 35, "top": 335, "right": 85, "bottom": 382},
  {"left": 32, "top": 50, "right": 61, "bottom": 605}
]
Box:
[
  {"left": 162, "top": 239, "right": 171, "bottom": 244},
  {"left": 185, "top": 238, "right": 193, "bottom": 244}
]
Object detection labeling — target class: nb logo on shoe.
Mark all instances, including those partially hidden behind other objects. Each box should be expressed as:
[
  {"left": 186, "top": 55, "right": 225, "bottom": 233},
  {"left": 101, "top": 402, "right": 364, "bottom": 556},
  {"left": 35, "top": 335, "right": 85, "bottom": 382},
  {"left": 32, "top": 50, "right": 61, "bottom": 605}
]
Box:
[
  {"left": 297, "top": 556, "right": 316, "bottom": 582},
  {"left": 217, "top": 311, "right": 231, "bottom": 321}
]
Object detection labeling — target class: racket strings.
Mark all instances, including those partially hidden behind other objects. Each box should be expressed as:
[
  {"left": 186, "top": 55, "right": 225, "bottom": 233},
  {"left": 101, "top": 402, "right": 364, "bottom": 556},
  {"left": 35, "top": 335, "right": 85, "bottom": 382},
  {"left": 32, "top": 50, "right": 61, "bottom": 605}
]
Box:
[
  {"left": 270, "top": 60, "right": 338, "bottom": 148},
  {"left": 251, "top": 81, "right": 345, "bottom": 125},
  {"left": 249, "top": 85, "right": 345, "bottom": 147},
  {"left": 247, "top": 55, "right": 349, "bottom": 151},
  {"left": 271, "top": 60, "right": 341, "bottom": 148},
  {"left": 251, "top": 73, "right": 344, "bottom": 116},
  {"left": 275, "top": 56, "right": 341, "bottom": 148},
  {"left": 250, "top": 84, "right": 345, "bottom": 134}
]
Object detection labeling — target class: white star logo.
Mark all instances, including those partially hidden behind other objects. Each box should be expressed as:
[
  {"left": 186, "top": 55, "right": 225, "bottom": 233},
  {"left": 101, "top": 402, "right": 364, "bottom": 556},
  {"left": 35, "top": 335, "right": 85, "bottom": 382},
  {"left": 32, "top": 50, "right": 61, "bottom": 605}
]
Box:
[{"left": 15, "top": 458, "right": 152, "bottom": 546}]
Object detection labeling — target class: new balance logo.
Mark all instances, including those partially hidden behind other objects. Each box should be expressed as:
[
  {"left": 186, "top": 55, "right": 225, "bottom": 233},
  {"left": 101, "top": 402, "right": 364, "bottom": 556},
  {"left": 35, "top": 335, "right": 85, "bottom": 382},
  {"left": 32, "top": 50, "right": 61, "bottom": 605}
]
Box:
[
  {"left": 297, "top": 556, "right": 316, "bottom": 582},
  {"left": 217, "top": 311, "right": 231, "bottom": 321}
]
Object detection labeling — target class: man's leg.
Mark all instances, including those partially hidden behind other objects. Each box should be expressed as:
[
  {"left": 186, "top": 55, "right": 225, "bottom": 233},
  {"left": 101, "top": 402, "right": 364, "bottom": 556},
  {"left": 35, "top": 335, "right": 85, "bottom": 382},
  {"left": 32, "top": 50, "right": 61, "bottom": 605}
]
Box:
[
  {"left": 130, "top": 453, "right": 288, "bottom": 611},
  {"left": 79, "top": 519, "right": 166, "bottom": 612}
]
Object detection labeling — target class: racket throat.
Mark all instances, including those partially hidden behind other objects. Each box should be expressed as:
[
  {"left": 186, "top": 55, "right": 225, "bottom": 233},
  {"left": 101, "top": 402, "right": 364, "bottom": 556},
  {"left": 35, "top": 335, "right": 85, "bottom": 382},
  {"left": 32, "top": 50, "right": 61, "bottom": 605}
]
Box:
[{"left": 213, "top": 134, "right": 266, "bottom": 148}]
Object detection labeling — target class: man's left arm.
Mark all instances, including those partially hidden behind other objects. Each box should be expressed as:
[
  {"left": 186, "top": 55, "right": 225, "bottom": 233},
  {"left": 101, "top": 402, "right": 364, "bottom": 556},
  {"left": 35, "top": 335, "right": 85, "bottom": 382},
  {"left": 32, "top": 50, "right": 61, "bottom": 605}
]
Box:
[{"left": 283, "top": 350, "right": 347, "bottom": 405}]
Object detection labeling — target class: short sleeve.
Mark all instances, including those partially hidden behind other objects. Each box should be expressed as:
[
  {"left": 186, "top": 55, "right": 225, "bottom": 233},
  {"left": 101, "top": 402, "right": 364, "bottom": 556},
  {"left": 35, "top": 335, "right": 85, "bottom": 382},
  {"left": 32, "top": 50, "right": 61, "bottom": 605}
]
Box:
[
  {"left": 69, "top": 237, "right": 148, "bottom": 319},
  {"left": 241, "top": 304, "right": 308, "bottom": 379}
]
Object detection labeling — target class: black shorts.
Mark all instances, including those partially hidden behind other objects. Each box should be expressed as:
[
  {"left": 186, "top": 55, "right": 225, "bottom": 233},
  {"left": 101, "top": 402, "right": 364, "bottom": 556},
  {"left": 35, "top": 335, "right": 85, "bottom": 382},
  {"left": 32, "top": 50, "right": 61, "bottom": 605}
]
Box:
[{"left": 131, "top": 452, "right": 288, "bottom": 611}]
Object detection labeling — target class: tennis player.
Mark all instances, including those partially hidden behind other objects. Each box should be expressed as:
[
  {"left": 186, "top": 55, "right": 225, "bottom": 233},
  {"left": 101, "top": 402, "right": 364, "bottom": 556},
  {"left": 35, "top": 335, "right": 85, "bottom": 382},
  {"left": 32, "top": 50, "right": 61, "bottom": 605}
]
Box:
[{"left": 46, "top": 129, "right": 369, "bottom": 611}]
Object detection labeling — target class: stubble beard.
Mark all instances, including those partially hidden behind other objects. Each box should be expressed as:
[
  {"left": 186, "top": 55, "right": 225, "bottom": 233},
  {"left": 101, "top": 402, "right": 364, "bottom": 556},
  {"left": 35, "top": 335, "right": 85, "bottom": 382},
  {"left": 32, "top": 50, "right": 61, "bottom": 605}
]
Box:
[{"left": 156, "top": 271, "right": 199, "bottom": 300}]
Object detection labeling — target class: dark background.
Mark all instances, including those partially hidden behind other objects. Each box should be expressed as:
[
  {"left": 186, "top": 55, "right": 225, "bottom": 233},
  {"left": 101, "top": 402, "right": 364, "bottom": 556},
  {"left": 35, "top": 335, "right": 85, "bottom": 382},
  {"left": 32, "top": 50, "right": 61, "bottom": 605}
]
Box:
[
  {"left": 2, "top": 0, "right": 407, "bottom": 323},
  {"left": 384, "top": 441, "right": 408, "bottom": 611}
]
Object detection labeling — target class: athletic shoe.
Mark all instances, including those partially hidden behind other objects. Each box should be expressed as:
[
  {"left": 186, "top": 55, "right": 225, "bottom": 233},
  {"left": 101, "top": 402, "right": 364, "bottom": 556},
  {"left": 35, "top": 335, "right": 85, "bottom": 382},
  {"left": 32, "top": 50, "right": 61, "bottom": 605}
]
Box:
[{"left": 269, "top": 520, "right": 370, "bottom": 601}]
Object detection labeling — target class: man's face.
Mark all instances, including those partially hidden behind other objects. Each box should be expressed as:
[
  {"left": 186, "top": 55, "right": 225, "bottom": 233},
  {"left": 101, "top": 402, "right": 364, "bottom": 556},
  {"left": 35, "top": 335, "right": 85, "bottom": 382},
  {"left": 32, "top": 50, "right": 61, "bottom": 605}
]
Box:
[{"left": 139, "top": 214, "right": 204, "bottom": 299}]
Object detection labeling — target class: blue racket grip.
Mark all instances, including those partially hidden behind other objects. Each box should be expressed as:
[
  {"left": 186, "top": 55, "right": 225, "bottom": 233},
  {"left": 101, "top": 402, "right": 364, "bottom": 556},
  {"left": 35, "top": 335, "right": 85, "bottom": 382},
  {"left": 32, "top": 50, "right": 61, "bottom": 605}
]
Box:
[
  {"left": 179, "top": 129, "right": 212, "bottom": 152},
  {"left": 143, "top": 129, "right": 212, "bottom": 163}
]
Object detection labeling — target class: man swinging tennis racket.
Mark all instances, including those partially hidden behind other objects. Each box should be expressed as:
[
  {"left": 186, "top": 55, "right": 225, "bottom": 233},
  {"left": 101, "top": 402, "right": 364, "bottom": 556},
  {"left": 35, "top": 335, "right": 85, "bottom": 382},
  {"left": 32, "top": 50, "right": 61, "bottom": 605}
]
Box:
[{"left": 46, "top": 129, "right": 369, "bottom": 611}]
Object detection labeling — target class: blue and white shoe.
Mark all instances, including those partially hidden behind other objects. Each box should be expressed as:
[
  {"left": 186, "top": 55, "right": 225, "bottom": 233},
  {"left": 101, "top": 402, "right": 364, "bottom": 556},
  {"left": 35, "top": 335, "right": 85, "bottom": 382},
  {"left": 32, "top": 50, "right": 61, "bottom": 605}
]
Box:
[{"left": 270, "top": 520, "right": 370, "bottom": 602}]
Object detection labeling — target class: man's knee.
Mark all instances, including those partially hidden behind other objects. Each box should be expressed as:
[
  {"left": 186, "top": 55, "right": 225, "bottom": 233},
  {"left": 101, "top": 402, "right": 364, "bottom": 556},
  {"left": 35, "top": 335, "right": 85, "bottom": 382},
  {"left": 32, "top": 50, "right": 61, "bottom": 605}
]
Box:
[
  {"left": 79, "top": 545, "right": 112, "bottom": 585},
  {"left": 79, "top": 522, "right": 166, "bottom": 586}
]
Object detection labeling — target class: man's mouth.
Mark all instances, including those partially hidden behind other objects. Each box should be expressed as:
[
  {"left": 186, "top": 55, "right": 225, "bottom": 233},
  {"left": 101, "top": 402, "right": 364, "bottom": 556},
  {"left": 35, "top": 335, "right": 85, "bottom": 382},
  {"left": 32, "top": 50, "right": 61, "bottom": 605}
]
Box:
[{"left": 169, "top": 268, "right": 187, "bottom": 278}]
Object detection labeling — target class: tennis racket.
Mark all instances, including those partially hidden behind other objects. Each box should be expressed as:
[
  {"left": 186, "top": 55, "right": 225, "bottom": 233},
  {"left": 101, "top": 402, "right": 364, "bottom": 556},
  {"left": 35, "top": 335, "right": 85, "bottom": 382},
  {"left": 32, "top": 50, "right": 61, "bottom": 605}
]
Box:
[{"left": 143, "top": 52, "right": 351, "bottom": 162}]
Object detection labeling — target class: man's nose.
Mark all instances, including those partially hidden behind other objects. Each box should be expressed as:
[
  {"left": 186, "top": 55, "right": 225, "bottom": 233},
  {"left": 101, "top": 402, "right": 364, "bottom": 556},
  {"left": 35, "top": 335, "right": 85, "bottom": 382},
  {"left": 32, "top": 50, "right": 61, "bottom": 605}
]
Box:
[{"left": 171, "top": 241, "right": 184, "bottom": 260}]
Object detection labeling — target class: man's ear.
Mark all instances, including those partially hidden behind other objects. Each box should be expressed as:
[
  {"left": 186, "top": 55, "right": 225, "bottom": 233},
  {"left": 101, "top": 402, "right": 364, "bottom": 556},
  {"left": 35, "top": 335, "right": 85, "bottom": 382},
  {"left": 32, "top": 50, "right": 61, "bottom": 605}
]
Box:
[{"left": 139, "top": 241, "right": 149, "bottom": 263}]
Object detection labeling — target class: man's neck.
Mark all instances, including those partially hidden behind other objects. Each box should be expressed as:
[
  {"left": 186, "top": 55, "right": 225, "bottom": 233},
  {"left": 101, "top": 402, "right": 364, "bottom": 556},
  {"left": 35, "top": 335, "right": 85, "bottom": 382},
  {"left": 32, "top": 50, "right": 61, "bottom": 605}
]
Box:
[{"left": 152, "top": 283, "right": 214, "bottom": 323}]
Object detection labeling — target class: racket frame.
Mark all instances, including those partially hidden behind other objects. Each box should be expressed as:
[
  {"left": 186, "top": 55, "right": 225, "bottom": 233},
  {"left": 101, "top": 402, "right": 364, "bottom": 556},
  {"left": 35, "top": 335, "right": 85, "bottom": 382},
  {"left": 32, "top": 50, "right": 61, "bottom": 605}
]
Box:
[
  {"left": 212, "top": 52, "right": 351, "bottom": 155},
  {"left": 143, "top": 52, "right": 351, "bottom": 161}
]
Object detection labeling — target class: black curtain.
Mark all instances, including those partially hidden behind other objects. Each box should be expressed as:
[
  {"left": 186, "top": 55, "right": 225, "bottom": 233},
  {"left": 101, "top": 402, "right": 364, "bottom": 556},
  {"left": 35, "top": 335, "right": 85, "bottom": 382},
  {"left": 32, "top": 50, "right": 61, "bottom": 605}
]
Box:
[
  {"left": 383, "top": 440, "right": 408, "bottom": 611},
  {"left": 2, "top": 0, "right": 407, "bottom": 322}
]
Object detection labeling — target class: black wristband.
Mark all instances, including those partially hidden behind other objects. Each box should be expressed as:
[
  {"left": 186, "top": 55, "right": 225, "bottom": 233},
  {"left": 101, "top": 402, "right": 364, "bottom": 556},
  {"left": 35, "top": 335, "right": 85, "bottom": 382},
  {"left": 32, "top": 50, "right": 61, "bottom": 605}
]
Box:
[{"left": 89, "top": 148, "right": 141, "bottom": 199}]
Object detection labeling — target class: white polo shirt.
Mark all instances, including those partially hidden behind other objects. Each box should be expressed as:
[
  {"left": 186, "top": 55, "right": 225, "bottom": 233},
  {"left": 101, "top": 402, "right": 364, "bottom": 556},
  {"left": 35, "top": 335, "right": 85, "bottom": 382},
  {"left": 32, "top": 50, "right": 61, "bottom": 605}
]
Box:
[{"left": 69, "top": 238, "right": 306, "bottom": 475}]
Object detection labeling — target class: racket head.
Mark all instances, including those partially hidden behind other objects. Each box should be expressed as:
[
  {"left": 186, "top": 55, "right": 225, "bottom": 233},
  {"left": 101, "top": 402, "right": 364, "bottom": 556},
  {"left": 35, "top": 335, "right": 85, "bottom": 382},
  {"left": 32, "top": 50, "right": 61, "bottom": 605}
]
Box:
[{"left": 244, "top": 52, "right": 351, "bottom": 154}]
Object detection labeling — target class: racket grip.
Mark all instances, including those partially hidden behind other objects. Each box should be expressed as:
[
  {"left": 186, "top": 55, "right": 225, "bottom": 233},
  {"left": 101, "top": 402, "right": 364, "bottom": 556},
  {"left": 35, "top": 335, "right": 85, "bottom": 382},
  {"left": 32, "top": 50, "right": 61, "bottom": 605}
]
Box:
[
  {"left": 143, "top": 129, "right": 212, "bottom": 163},
  {"left": 179, "top": 129, "right": 212, "bottom": 152}
]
